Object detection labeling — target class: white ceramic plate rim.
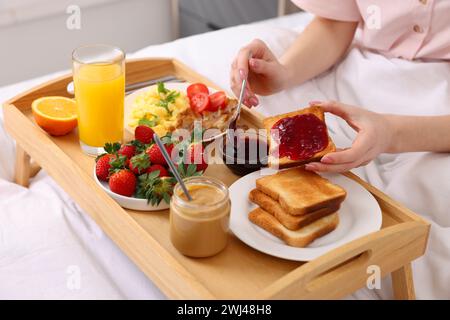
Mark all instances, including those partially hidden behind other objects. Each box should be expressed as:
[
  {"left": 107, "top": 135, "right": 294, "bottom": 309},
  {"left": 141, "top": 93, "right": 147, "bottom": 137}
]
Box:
[{"left": 229, "top": 169, "right": 382, "bottom": 261}]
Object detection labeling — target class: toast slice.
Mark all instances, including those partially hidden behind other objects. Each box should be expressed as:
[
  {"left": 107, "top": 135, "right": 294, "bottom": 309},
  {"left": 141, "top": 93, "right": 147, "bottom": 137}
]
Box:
[
  {"left": 249, "top": 189, "right": 339, "bottom": 230},
  {"left": 249, "top": 208, "right": 339, "bottom": 247},
  {"left": 263, "top": 106, "right": 335, "bottom": 169},
  {"left": 256, "top": 167, "right": 346, "bottom": 216}
]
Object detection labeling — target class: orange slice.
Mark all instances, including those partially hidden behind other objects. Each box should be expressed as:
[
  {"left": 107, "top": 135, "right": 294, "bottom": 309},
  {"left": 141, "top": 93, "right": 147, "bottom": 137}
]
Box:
[{"left": 31, "top": 96, "right": 78, "bottom": 136}]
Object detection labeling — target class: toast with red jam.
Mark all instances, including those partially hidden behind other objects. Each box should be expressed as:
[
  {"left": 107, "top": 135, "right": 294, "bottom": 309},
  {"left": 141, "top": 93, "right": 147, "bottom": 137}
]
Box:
[{"left": 263, "top": 106, "right": 335, "bottom": 169}]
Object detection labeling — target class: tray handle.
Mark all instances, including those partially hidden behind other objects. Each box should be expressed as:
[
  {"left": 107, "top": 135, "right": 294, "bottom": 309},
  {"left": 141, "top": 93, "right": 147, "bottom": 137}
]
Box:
[{"left": 258, "top": 221, "right": 429, "bottom": 299}]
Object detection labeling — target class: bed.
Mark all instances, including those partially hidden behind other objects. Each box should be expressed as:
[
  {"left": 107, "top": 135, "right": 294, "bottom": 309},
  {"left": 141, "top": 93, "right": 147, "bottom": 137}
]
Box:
[{"left": 1, "top": 12, "right": 449, "bottom": 299}]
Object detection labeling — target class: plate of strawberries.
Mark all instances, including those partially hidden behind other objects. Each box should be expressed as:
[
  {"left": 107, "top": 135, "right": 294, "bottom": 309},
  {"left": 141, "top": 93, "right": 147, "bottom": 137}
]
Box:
[{"left": 94, "top": 124, "right": 208, "bottom": 211}]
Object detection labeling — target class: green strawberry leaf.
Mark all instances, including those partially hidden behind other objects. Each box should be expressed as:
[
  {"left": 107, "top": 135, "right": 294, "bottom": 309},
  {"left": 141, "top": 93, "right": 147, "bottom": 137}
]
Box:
[
  {"left": 177, "top": 162, "right": 186, "bottom": 177},
  {"left": 104, "top": 142, "right": 121, "bottom": 154},
  {"left": 137, "top": 171, "right": 174, "bottom": 206},
  {"left": 109, "top": 155, "right": 127, "bottom": 174},
  {"left": 186, "top": 163, "right": 197, "bottom": 177},
  {"left": 152, "top": 170, "right": 161, "bottom": 177},
  {"left": 131, "top": 140, "right": 146, "bottom": 154},
  {"left": 130, "top": 153, "right": 150, "bottom": 172},
  {"left": 147, "top": 170, "right": 160, "bottom": 181},
  {"left": 162, "top": 192, "right": 171, "bottom": 204}
]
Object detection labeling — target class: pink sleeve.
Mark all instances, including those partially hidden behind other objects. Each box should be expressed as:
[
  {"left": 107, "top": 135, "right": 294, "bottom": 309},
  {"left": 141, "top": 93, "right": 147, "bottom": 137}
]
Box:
[{"left": 291, "top": 0, "right": 361, "bottom": 22}]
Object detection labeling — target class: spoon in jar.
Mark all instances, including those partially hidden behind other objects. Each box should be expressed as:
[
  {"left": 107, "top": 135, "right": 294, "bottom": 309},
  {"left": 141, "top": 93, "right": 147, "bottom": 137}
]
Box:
[
  {"left": 153, "top": 134, "right": 192, "bottom": 201},
  {"left": 227, "top": 53, "right": 252, "bottom": 136},
  {"left": 227, "top": 78, "right": 247, "bottom": 135}
]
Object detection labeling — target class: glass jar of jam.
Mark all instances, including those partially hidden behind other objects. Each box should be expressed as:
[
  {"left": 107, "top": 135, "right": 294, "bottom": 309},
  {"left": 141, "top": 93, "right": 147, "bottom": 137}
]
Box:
[
  {"left": 170, "top": 176, "right": 230, "bottom": 258},
  {"left": 221, "top": 129, "right": 269, "bottom": 176}
]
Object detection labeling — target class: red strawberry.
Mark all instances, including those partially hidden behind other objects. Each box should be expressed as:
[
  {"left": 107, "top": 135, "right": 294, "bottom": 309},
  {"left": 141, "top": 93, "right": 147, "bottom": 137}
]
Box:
[
  {"left": 129, "top": 153, "right": 150, "bottom": 175},
  {"left": 96, "top": 154, "right": 115, "bottom": 181},
  {"left": 166, "top": 144, "right": 174, "bottom": 158},
  {"left": 186, "top": 143, "right": 208, "bottom": 172},
  {"left": 135, "top": 125, "right": 154, "bottom": 144},
  {"left": 109, "top": 169, "right": 136, "bottom": 197},
  {"left": 118, "top": 144, "right": 136, "bottom": 160},
  {"left": 146, "top": 144, "right": 174, "bottom": 165},
  {"left": 146, "top": 164, "right": 169, "bottom": 177}
]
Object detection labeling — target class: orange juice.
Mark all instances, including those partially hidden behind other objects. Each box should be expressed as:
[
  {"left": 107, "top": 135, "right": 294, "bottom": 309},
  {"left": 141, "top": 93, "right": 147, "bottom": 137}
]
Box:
[{"left": 74, "top": 63, "right": 125, "bottom": 148}]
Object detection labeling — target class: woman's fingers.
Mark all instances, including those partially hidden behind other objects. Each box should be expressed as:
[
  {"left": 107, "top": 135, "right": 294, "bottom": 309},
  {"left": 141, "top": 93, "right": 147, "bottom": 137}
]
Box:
[
  {"left": 231, "top": 39, "right": 277, "bottom": 106},
  {"left": 304, "top": 100, "right": 383, "bottom": 171},
  {"left": 321, "top": 131, "right": 372, "bottom": 164},
  {"left": 236, "top": 48, "right": 251, "bottom": 81},
  {"left": 311, "top": 100, "right": 364, "bottom": 132},
  {"left": 249, "top": 58, "right": 273, "bottom": 75},
  {"left": 244, "top": 86, "right": 258, "bottom": 107},
  {"left": 231, "top": 64, "right": 257, "bottom": 106},
  {"left": 233, "top": 41, "right": 267, "bottom": 106},
  {"left": 311, "top": 100, "right": 352, "bottom": 120},
  {"left": 305, "top": 154, "right": 372, "bottom": 173},
  {"left": 304, "top": 161, "right": 359, "bottom": 173},
  {"left": 230, "top": 70, "right": 258, "bottom": 107},
  {"left": 236, "top": 39, "right": 266, "bottom": 80}
]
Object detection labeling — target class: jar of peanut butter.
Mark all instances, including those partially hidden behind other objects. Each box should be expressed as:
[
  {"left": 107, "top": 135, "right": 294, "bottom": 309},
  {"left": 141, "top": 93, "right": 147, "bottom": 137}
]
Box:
[{"left": 170, "top": 176, "right": 230, "bottom": 258}]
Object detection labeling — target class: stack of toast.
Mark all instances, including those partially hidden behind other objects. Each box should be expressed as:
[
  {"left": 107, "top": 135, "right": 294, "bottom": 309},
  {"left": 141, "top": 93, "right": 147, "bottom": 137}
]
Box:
[
  {"left": 247, "top": 106, "right": 347, "bottom": 247},
  {"left": 248, "top": 167, "right": 346, "bottom": 247}
]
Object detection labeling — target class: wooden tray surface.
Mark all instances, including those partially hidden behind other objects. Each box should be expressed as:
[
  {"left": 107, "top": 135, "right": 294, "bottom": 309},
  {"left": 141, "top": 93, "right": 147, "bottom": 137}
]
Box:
[{"left": 3, "top": 58, "right": 430, "bottom": 299}]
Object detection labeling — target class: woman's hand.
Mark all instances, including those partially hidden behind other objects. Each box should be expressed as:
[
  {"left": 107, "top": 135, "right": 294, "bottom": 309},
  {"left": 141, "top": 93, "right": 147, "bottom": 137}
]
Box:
[
  {"left": 230, "top": 39, "right": 288, "bottom": 107},
  {"left": 305, "top": 101, "right": 393, "bottom": 173}
]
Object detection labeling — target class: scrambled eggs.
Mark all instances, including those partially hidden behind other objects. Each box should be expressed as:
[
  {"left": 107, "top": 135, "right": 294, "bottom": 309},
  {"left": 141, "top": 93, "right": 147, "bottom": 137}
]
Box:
[{"left": 128, "top": 86, "right": 191, "bottom": 136}]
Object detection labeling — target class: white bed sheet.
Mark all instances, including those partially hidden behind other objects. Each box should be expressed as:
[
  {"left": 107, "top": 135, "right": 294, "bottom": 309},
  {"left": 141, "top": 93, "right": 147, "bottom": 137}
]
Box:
[{"left": 1, "top": 12, "right": 449, "bottom": 299}]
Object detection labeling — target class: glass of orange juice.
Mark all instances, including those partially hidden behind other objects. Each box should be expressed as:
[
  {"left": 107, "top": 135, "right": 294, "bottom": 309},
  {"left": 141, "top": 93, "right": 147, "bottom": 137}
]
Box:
[{"left": 72, "top": 44, "right": 125, "bottom": 156}]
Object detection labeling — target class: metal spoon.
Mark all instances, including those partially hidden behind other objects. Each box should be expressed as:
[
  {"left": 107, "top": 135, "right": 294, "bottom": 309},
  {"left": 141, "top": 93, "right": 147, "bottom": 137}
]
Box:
[
  {"left": 153, "top": 134, "right": 192, "bottom": 201},
  {"left": 227, "top": 77, "right": 247, "bottom": 134},
  {"left": 227, "top": 53, "right": 252, "bottom": 134}
]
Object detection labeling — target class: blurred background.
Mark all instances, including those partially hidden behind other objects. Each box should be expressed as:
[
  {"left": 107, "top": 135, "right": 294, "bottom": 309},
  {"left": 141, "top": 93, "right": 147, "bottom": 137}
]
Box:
[{"left": 0, "top": 0, "right": 299, "bottom": 86}]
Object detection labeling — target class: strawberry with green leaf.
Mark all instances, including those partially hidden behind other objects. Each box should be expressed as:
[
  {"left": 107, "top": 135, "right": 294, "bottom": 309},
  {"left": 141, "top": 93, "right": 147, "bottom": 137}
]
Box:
[
  {"left": 118, "top": 143, "right": 136, "bottom": 160},
  {"left": 109, "top": 154, "right": 128, "bottom": 173},
  {"left": 130, "top": 140, "right": 147, "bottom": 154},
  {"left": 95, "top": 154, "right": 116, "bottom": 181},
  {"left": 177, "top": 162, "right": 204, "bottom": 178},
  {"left": 109, "top": 169, "right": 137, "bottom": 197},
  {"left": 152, "top": 177, "right": 175, "bottom": 205},
  {"left": 129, "top": 153, "right": 151, "bottom": 175},
  {"left": 147, "top": 164, "right": 169, "bottom": 177},
  {"left": 95, "top": 142, "right": 122, "bottom": 181},
  {"left": 103, "top": 142, "right": 121, "bottom": 155},
  {"left": 136, "top": 171, "right": 175, "bottom": 205},
  {"left": 146, "top": 143, "right": 174, "bottom": 165},
  {"left": 135, "top": 124, "right": 155, "bottom": 144}
]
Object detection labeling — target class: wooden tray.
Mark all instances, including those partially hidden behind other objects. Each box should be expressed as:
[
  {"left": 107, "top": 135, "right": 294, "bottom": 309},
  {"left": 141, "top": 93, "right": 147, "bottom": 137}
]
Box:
[{"left": 3, "top": 58, "right": 430, "bottom": 299}]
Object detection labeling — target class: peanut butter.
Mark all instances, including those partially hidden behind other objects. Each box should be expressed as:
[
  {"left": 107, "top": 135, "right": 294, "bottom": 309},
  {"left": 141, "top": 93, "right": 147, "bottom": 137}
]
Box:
[{"left": 170, "top": 177, "right": 230, "bottom": 258}]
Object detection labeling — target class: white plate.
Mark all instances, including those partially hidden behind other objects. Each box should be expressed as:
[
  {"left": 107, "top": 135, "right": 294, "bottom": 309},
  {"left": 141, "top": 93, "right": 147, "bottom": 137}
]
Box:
[
  {"left": 93, "top": 168, "right": 169, "bottom": 211},
  {"left": 229, "top": 169, "right": 382, "bottom": 261},
  {"left": 125, "top": 82, "right": 229, "bottom": 141}
]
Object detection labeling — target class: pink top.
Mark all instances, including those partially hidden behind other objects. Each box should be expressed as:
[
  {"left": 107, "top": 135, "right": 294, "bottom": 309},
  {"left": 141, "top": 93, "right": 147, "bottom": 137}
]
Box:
[{"left": 292, "top": 0, "right": 450, "bottom": 60}]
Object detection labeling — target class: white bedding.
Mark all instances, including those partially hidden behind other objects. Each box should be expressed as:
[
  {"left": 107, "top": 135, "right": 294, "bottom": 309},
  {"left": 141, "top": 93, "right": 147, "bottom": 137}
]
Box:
[{"left": 1, "top": 12, "right": 449, "bottom": 299}]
